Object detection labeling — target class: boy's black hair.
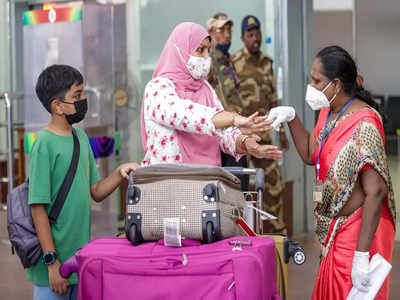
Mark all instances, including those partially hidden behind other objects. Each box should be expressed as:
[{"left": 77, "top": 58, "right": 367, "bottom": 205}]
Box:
[{"left": 35, "top": 64, "right": 84, "bottom": 113}]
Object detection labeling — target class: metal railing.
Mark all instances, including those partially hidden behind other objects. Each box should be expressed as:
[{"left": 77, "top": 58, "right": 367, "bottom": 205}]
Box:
[{"left": 0, "top": 93, "right": 14, "bottom": 192}]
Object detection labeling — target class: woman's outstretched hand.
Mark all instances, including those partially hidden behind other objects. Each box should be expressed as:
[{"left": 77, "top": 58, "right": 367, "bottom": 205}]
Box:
[
  {"left": 244, "top": 135, "right": 283, "bottom": 159},
  {"left": 234, "top": 112, "right": 273, "bottom": 135}
]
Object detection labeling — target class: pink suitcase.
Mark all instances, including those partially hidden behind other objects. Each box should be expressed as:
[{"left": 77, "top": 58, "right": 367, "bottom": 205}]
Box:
[{"left": 60, "top": 236, "right": 281, "bottom": 300}]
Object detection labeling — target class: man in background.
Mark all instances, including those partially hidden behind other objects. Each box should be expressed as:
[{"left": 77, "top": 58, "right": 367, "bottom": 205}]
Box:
[
  {"left": 233, "top": 15, "right": 289, "bottom": 233},
  {"left": 206, "top": 12, "right": 248, "bottom": 190}
]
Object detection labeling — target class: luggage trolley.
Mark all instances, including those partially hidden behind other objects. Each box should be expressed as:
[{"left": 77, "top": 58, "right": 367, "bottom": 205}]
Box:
[
  {"left": 63, "top": 164, "right": 305, "bottom": 300},
  {"left": 225, "top": 167, "right": 306, "bottom": 300},
  {"left": 224, "top": 167, "right": 306, "bottom": 265},
  {"left": 124, "top": 164, "right": 305, "bottom": 300}
]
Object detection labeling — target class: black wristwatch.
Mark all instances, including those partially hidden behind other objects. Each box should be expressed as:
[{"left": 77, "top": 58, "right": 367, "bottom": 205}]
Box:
[{"left": 42, "top": 251, "right": 57, "bottom": 265}]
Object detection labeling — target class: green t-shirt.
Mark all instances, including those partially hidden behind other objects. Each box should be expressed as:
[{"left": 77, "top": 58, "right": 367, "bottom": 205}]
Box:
[{"left": 26, "top": 128, "right": 100, "bottom": 286}]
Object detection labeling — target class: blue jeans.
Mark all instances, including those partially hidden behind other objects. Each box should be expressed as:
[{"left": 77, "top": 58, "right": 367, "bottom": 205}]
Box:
[{"left": 33, "top": 284, "right": 78, "bottom": 300}]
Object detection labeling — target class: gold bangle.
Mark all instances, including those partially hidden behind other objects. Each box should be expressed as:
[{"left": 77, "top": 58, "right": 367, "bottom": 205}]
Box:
[
  {"left": 279, "top": 127, "right": 285, "bottom": 133},
  {"left": 231, "top": 113, "right": 235, "bottom": 127},
  {"left": 240, "top": 135, "right": 249, "bottom": 153}
]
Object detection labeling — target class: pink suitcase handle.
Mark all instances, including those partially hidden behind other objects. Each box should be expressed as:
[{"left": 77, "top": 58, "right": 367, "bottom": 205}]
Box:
[{"left": 59, "top": 254, "right": 80, "bottom": 278}]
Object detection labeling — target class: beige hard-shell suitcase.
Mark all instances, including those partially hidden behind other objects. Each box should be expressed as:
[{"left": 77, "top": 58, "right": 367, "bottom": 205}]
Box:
[{"left": 125, "top": 164, "right": 249, "bottom": 245}]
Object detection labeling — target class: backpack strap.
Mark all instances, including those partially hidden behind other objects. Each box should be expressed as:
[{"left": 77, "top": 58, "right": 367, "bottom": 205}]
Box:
[{"left": 48, "top": 128, "right": 80, "bottom": 224}]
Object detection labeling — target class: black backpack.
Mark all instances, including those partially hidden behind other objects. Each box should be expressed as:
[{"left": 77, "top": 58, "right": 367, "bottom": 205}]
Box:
[{"left": 7, "top": 129, "right": 80, "bottom": 268}]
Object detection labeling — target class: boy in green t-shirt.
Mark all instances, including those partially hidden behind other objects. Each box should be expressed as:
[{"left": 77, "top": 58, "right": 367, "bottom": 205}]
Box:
[{"left": 28, "top": 65, "right": 139, "bottom": 300}]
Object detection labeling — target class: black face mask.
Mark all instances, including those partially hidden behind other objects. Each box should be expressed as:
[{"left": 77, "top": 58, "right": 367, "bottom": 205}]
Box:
[
  {"left": 64, "top": 98, "right": 88, "bottom": 125},
  {"left": 216, "top": 43, "right": 231, "bottom": 55}
]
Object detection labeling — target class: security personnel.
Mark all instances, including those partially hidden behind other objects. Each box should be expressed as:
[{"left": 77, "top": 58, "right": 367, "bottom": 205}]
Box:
[
  {"left": 206, "top": 13, "right": 248, "bottom": 189},
  {"left": 233, "top": 15, "right": 289, "bottom": 234}
]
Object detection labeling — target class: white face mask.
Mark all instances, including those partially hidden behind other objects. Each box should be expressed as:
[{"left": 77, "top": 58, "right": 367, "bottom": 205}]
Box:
[
  {"left": 186, "top": 55, "right": 211, "bottom": 80},
  {"left": 175, "top": 44, "right": 211, "bottom": 80},
  {"left": 305, "top": 81, "right": 338, "bottom": 110}
]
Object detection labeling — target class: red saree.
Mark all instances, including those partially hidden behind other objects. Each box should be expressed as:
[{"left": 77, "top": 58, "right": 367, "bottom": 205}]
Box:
[{"left": 310, "top": 107, "right": 396, "bottom": 300}]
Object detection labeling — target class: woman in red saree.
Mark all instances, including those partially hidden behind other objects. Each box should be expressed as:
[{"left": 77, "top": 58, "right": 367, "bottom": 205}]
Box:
[{"left": 268, "top": 46, "right": 396, "bottom": 300}]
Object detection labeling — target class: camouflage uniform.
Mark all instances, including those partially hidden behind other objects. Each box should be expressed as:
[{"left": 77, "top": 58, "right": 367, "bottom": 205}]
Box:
[
  {"left": 207, "top": 48, "right": 243, "bottom": 113},
  {"left": 207, "top": 48, "right": 249, "bottom": 190},
  {"left": 233, "top": 47, "right": 286, "bottom": 234}
]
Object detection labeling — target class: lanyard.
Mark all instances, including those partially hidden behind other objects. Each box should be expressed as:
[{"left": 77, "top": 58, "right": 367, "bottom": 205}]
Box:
[{"left": 316, "top": 97, "right": 355, "bottom": 180}]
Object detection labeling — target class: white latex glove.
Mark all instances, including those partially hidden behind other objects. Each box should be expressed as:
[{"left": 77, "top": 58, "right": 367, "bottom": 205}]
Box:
[
  {"left": 351, "top": 251, "right": 371, "bottom": 293},
  {"left": 266, "top": 106, "right": 296, "bottom": 131}
]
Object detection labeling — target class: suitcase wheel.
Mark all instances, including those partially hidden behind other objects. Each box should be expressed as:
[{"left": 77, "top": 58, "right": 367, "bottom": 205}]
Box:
[
  {"left": 293, "top": 250, "right": 306, "bottom": 265},
  {"left": 127, "top": 224, "right": 142, "bottom": 246},
  {"left": 285, "top": 240, "right": 306, "bottom": 265},
  {"left": 205, "top": 221, "right": 216, "bottom": 244}
]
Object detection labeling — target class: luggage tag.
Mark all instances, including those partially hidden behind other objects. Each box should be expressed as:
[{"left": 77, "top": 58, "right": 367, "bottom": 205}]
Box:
[
  {"left": 163, "top": 218, "right": 182, "bottom": 247},
  {"left": 313, "top": 179, "right": 323, "bottom": 204},
  {"left": 246, "top": 205, "right": 277, "bottom": 221},
  {"left": 236, "top": 217, "right": 257, "bottom": 237}
]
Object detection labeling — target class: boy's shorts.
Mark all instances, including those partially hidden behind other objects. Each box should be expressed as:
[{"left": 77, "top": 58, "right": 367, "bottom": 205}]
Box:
[{"left": 33, "top": 284, "right": 77, "bottom": 300}]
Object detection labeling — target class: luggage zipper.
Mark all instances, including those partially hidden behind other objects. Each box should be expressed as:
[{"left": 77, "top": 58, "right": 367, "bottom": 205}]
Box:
[
  {"left": 80, "top": 238, "right": 263, "bottom": 259},
  {"left": 182, "top": 253, "right": 188, "bottom": 265},
  {"left": 79, "top": 244, "right": 262, "bottom": 272},
  {"left": 227, "top": 281, "right": 236, "bottom": 291}
]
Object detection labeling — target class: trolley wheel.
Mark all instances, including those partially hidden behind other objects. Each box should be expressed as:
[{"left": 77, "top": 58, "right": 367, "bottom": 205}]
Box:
[
  {"left": 127, "top": 223, "right": 141, "bottom": 246},
  {"left": 293, "top": 250, "right": 306, "bottom": 265},
  {"left": 206, "top": 221, "right": 215, "bottom": 244}
]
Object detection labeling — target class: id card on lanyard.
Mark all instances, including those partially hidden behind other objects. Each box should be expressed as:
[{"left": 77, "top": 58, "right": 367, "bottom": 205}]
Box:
[{"left": 313, "top": 97, "right": 355, "bottom": 204}]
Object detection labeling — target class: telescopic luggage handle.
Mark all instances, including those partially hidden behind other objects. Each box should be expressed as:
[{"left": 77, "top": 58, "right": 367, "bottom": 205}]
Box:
[
  {"left": 223, "top": 167, "right": 265, "bottom": 192},
  {"left": 60, "top": 253, "right": 80, "bottom": 278},
  {"left": 128, "top": 171, "right": 135, "bottom": 185}
]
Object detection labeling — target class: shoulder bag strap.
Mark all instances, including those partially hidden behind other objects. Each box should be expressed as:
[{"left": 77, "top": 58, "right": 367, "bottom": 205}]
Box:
[{"left": 48, "top": 128, "right": 80, "bottom": 224}]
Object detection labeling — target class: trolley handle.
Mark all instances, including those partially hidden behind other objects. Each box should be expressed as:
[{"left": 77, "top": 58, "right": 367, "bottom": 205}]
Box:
[
  {"left": 255, "top": 168, "right": 265, "bottom": 192},
  {"left": 223, "top": 167, "right": 265, "bottom": 192}
]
